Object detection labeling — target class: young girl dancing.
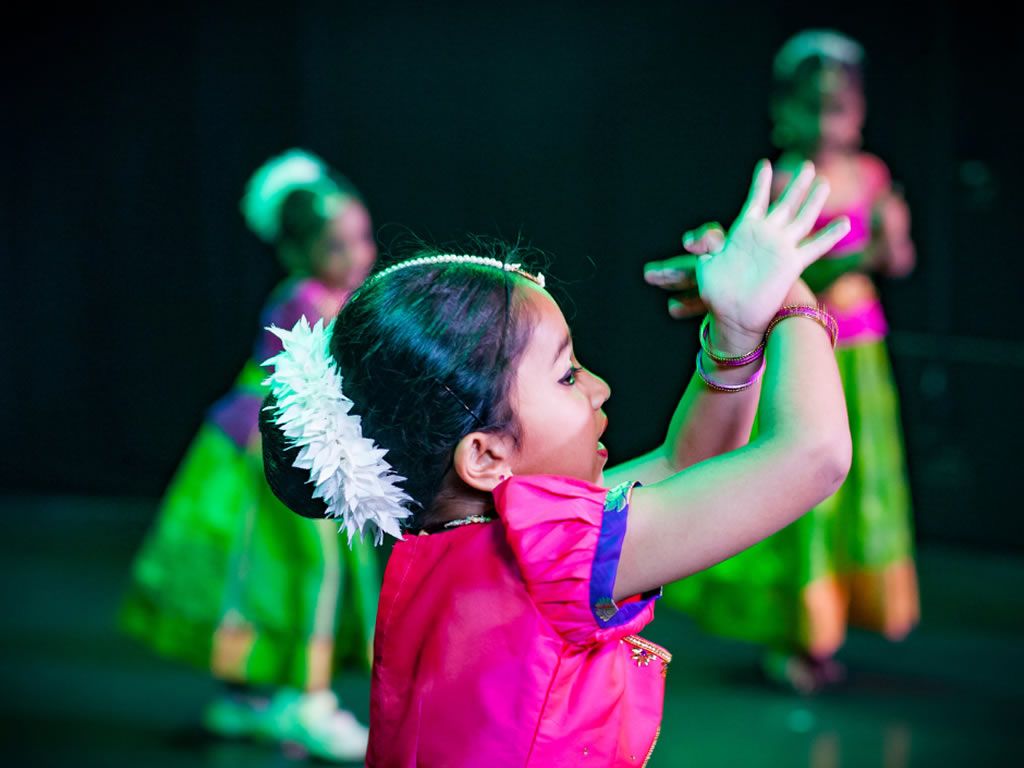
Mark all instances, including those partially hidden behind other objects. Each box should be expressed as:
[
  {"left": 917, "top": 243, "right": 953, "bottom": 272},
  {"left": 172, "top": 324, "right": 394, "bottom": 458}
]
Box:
[
  {"left": 122, "top": 149, "right": 378, "bottom": 761},
  {"left": 660, "top": 31, "right": 919, "bottom": 693},
  {"left": 261, "top": 160, "right": 851, "bottom": 765}
]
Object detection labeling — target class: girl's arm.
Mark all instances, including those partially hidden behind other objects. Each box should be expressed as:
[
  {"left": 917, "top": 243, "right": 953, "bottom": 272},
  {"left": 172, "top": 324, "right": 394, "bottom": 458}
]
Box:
[
  {"left": 614, "top": 298, "right": 850, "bottom": 598},
  {"left": 607, "top": 226, "right": 766, "bottom": 487},
  {"left": 604, "top": 278, "right": 821, "bottom": 491},
  {"left": 871, "top": 188, "right": 916, "bottom": 277},
  {"left": 611, "top": 161, "right": 853, "bottom": 598},
  {"left": 606, "top": 165, "right": 841, "bottom": 486}
]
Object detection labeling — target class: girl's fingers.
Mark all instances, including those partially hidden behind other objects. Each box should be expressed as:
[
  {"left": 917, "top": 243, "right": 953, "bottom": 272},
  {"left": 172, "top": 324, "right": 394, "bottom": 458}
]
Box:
[
  {"left": 668, "top": 294, "right": 707, "bottom": 319},
  {"left": 768, "top": 161, "right": 815, "bottom": 223},
  {"left": 644, "top": 254, "right": 699, "bottom": 289},
  {"left": 787, "top": 181, "right": 831, "bottom": 240},
  {"left": 796, "top": 216, "right": 852, "bottom": 269},
  {"left": 682, "top": 222, "right": 726, "bottom": 255},
  {"left": 737, "top": 160, "right": 773, "bottom": 221}
]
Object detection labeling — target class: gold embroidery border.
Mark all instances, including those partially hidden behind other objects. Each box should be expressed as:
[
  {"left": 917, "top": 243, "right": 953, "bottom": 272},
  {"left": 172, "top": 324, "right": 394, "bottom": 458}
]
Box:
[{"left": 623, "top": 634, "right": 673, "bottom": 665}]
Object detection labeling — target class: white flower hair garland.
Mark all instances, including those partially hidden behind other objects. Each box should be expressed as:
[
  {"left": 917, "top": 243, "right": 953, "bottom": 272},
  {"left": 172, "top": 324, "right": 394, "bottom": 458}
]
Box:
[{"left": 262, "top": 317, "right": 412, "bottom": 545}]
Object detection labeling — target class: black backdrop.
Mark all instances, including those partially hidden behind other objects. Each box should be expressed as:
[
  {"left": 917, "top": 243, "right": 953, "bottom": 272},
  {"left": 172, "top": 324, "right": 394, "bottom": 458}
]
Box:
[{"left": 3, "top": 1, "right": 1022, "bottom": 550}]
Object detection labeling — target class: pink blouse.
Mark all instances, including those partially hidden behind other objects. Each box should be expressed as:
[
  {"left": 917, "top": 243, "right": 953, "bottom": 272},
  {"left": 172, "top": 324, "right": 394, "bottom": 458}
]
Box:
[{"left": 367, "top": 475, "right": 669, "bottom": 767}]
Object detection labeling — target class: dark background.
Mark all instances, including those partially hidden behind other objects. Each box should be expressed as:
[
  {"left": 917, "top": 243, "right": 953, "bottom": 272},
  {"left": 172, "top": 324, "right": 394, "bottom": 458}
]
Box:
[{"left": 2, "top": 1, "right": 1020, "bottom": 551}]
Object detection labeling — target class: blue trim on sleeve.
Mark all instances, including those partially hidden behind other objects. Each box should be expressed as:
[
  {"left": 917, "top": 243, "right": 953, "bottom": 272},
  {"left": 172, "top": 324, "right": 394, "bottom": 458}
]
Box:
[{"left": 589, "top": 481, "right": 660, "bottom": 627}]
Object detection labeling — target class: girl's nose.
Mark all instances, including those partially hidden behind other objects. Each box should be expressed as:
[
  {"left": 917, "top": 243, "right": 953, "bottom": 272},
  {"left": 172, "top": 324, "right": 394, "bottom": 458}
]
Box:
[{"left": 584, "top": 369, "right": 611, "bottom": 410}]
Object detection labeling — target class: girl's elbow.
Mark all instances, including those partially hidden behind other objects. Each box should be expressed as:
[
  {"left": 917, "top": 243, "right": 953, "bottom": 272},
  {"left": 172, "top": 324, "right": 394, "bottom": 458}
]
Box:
[{"left": 814, "top": 427, "right": 852, "bottom": 498}]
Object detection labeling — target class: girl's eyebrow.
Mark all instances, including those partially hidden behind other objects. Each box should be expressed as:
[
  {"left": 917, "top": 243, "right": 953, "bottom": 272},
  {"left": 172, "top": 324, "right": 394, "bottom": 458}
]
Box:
[{"left": 552, "top": 335, "right": 571, "bottom": 366}]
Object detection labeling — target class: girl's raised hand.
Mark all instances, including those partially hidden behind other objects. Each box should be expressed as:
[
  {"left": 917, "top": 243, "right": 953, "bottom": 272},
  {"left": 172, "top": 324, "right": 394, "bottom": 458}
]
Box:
[
  {"left": 696, "top": 160, "right": 850, "bottom": 350},
  {"left": 643, "top": 222, "right": 725, "bottom": 319}
]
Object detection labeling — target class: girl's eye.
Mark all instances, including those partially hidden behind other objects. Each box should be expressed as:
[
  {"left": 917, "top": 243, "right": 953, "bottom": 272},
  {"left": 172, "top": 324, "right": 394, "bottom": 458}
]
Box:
[{"left": 560, "top": 366, "right": 583, "bottom": 386}]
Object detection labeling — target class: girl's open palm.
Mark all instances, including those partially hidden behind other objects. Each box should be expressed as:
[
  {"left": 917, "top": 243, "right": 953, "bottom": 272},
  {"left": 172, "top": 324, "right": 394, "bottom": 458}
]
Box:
[
  {"left": 697, "top": 160, "right": 851, "bottom": 341},
  {"left": 645, "top": 161, "right": 851, "bottom": 331}
]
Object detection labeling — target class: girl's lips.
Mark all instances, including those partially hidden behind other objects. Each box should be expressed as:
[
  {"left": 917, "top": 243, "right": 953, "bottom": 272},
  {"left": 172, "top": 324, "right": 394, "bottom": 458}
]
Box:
[{"left": 597, "top": 442, "right": 609, "bottom": 460}]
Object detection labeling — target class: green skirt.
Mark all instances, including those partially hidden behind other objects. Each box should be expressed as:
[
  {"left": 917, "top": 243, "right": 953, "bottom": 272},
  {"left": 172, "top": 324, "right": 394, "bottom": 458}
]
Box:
[
  {"left": 665, "top": 339, "right": 919, "bottom": 656},
  {"left": 120, "top": 365, "right": 380, "bottom": 690}
]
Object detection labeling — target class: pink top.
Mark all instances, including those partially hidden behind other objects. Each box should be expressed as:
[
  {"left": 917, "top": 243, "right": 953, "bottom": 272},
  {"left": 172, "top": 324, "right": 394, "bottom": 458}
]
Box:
[
  {"left": 207, "top": 277, "right": 348, "bottom": 448},
  {"left": 254, "top": 277, "right": 348, "bottom": 362},
  {"left": 812, "top": 153, "right": 892, "bottom": 256},
  {"left": 811, "top": 155, "right": 894, "bottom": 343},
  {"left": 368, "top": 475, "right": 668, "bottom": 767},
  {"left": 815, "top": 197, "right": 872, "bottom": 255}
]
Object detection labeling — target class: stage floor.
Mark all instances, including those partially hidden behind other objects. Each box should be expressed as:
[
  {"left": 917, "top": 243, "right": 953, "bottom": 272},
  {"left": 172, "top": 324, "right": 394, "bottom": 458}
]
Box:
[{"left": 1, "top": 496, "right": 1021, "bottom": 767}]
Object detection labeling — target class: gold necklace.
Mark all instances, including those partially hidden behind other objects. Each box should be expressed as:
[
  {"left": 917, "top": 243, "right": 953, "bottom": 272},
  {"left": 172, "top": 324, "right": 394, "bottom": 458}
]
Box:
[{"left": 442, "top": 514, "right": 495, "bottom": 529}]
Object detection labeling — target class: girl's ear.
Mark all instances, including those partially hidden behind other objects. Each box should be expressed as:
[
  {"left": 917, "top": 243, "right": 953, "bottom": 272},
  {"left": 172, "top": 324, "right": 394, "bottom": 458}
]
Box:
[{"left": 452, "top": 431, "right": 515, "bottom": 492}]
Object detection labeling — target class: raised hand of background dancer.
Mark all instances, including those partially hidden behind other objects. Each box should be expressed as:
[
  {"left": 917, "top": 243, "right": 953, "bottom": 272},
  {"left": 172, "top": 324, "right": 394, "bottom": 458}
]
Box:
[{"left": 647, "top": 161, "right": 850, "bottom": 353}]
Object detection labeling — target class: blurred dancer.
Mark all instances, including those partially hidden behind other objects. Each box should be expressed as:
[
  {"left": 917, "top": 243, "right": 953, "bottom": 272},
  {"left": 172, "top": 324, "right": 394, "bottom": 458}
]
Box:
[
  {"left": 122, "top": 149, "right": 378, "bottom": 759},
  {"left": 662, "top": 31, "right": 918, "bottom": 693}
]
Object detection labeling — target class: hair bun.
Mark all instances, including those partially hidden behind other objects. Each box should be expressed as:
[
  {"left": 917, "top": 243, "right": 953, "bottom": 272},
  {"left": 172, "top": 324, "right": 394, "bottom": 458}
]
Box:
[
  {"left": 774, "top": 30, "right": 863, "bottom": 81},
  {"left": 240, "top": 148, "right": 339, "bottom": 243}
]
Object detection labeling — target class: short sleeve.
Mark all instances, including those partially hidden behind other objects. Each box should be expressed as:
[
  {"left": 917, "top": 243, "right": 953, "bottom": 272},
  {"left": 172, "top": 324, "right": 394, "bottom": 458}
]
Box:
[
  {"left": 860, "top": 153, "right": 893, "bottom": 198},
  {"left": 492, "top": 474, "right": 660, "bottom": 646},
  {"left": 256, "top": 279, "right": 345, "bottom": 361}
]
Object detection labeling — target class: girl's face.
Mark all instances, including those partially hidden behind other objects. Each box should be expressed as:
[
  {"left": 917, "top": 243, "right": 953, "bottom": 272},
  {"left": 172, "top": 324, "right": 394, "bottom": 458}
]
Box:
[
  {"left": 818, "top": 73, "right": 865, "bottom": 152},
  {"left": 775, "top": 69, "right": 865, "bottom": 154},
  {"left": 508, "top": 285, "right": 611, "bottom": 484},
  {"left": 312, "top": 199, "right": 377, "bottom": 291}
]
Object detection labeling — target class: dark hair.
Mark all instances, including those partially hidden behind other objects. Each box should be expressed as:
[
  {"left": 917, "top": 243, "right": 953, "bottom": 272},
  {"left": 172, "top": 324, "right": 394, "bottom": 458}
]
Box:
[
  {"left": 260, "top": 243, "right": 540, "bottom": 529},
  {"left": 774, "top": 58, "right": 863, "bottom": 108},
  {"left": 277, "top": 173, "right": 361, "bottom": 252}
]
